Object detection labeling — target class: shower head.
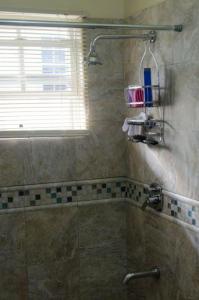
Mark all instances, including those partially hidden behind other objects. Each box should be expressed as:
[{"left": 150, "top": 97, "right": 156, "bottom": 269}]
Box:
[
  {"left": 85, "top": 31, "right": 158, "bottom": 67},
  {"left": 84, "top": 46, "right": 102, "bottom": 66}
]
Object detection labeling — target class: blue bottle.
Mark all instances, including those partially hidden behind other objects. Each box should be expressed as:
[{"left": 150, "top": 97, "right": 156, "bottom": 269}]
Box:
[{"left": 144, "top": 68, "right": 153, "bottom": 107}]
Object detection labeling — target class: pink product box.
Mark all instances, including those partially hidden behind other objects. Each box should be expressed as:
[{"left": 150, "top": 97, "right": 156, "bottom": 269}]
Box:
[{"left": 125, "top": 86, "right": 144, "bottom": 108}]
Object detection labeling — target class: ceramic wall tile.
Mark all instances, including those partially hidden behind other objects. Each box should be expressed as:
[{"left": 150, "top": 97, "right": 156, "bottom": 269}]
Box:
[
  {"left": 25, "top": 206, "right": 78, "bottom": 266},
  {"left": 78, "top": 202, "right": 126, "bottom": 248},
  {"left": 79, "top": 245, "right": 126, "bottom": 290},
  {"left": 74, "top": 121, "right": 127, "bottom": 180},
  {"left": 172, "top": 0, "right": 199, "bottom": 64},
  {"left": 0, "top": 211, "right": 26, "bottom": 263},
  {"left": 126, "top": 203, "right": 199, "bottom": 300},
  {"left": 28, "top": 258, "right": 79, "bottom": 300},
  {"left": 0, "top": 139, "right": 31, "bottom": 187},
  {"left": 0, "top": 259, "right": 28, "bottom": 300},
  {"left": 125, "top": 0, "right": 199, "bottom": 201}
]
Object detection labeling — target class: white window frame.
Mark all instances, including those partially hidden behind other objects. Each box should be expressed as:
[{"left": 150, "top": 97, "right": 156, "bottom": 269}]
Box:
[{"left": 0, "top": 13, "right": 88, "bottom": 138}]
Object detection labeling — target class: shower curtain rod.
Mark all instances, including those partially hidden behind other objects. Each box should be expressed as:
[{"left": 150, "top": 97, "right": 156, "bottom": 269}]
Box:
[{"left": 0, "top": 19, "right": 183, "bottom": 32}]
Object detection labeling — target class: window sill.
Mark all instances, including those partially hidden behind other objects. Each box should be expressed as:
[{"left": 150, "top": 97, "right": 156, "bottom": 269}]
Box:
[{"left": 0, "top": 130, "right": 90, "bottom": 139}]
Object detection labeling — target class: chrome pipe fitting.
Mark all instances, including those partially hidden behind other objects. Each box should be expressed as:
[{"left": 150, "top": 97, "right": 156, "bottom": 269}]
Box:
[
  {"left": 141, "top": 183, "right": 163, "bottom": 211},
  {"left": 123, "top": 267, "right": 160, "bottom": 284}
]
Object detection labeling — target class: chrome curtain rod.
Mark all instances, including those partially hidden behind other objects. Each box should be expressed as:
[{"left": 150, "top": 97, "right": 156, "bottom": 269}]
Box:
[{"left": 0, "top": 19, "right": 183, "bottom": 32}]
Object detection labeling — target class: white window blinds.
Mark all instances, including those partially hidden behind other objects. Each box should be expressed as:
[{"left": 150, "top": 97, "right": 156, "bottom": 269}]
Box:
[{"left": 0, "top": 14, "right": 87, "bottom": 136}]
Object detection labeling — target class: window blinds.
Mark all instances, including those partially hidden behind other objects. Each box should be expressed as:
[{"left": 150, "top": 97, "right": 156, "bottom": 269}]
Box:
[{"left": 0, "top": 20, "right": 87, "bottom": 136}]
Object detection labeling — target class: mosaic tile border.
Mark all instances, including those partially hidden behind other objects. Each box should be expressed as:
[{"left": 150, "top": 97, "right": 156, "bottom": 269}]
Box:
[
  {"left": 126, "top": 179, "right": 199, "bottom": 229},
  {"left": 162, "top": 193, "right": 199, "bottom": 228},
  {"left": 0, "top": 177, "right": 199, "bottom": 229},
  {"left": 0, "top": 178, "right": 127, "bottom": 210}
]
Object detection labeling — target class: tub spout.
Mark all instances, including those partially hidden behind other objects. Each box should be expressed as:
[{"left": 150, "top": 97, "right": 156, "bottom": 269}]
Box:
[
  {"left": 123, "top": 267, "right": 160, "bottom": 284},
  {"left": 123, "top": 273, "right": 135, "bottom": 284}
]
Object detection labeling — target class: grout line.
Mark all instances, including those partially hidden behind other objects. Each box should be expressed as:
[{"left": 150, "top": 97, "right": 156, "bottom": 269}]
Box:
[
  {"left": 0, "top": 176, "right": 127, "bottom": 192},
  {"left": 0, "top": 198, "right": 124, "bottom": 214}
]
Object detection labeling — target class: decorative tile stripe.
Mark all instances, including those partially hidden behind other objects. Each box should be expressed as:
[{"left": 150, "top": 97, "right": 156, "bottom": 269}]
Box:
[
  {"left": 0, "top": 178, "right": 127, "bottom": 210},
  {"left": 126, "top": 179, "right": 199, "bottom": 229},
  {"left": 125, "top": 181, "right": 147, "bottom": 203},
  {"left": 162, "top": 194, "right": 199, "bottom": 227},
  {"left": 0, "top": 177, "right": 198, "bottom": 229}
]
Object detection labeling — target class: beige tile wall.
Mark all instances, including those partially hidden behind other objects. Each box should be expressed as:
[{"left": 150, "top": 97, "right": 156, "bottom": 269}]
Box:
[
  {"left": 127, "top": 203, "right": 199, "bottom": 300},
  {"left": 124, "top": 0, "right": 199, "bottom": 200},
  {"left": 0, "top": 201, "right": 127, "bottom": 300},
  {"left": 125, "top": 1, "right": 199, "bottom": 300}
]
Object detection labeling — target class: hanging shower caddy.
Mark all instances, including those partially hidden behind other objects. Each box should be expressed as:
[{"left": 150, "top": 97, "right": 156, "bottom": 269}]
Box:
[
  {"left": 124, "top": 35, "right": 161, "bottom": 108},
  {"left": 124, "top": 37, "right": 164, "bottom": 145},
  {"left": 127, "top": 118, "right": 164, "bottom": 145},
  {"left": 124, "top": 84, "right": 160, "bottom": 108}
]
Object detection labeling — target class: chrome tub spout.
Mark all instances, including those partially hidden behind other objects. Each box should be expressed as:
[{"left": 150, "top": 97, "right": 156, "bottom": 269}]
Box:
[{"left": 123, "top": 267, "right": 160, "bottom": 284}]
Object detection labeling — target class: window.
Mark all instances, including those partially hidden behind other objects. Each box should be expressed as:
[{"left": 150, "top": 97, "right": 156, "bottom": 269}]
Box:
[{"left": 0, "top": 13, "right": 87, "bottom": 137}]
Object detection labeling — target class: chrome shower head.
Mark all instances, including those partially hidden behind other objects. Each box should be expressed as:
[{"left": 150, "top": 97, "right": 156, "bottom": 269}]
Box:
[{"left": 84, "top": 47, "right": 102, "bottom": 66}]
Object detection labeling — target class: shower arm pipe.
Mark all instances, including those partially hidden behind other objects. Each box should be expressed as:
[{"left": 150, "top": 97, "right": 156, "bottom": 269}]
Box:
[
  {"left": 89, "top": 32, "right": 156, "bottom": 52},
  {"left": 0, "top": 19, "right": 183, "bottom": 32}
]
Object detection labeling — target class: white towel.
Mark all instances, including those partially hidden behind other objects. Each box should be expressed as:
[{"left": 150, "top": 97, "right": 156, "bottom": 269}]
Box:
[
  {"left": 122, "top": 112, "right": 147, "bottom": 137},
  {"left": 127, "top": 125, "right": 135, "bottom": 137},
  {"left": 122, "top": 118, "right": 129, "bottom": 132}
]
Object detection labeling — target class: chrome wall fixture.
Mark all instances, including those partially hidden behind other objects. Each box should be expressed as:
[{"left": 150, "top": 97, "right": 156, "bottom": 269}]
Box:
[
  {"left": 84, "top": 22, "right": 182, "bottom": 65},
  {"left": 123, "top": 267, "right": 160, "bottom": 284},
  {"left": 84, "top": 31, "right": 157, "bottom": 65},
  {"left": 141, "top": 183, "right": 163, "bottom": 211},
  {"left": 127, "top": 117, "right": 163, "bottom": 146}
]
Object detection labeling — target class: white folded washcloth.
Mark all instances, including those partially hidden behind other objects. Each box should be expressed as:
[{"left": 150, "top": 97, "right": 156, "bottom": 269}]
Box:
[
  {"left": 122, "top": 112, "right": 147, "bottom": 137},
  {"left": 122, "top": 118, "right": 129, "bottom": 132}
]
